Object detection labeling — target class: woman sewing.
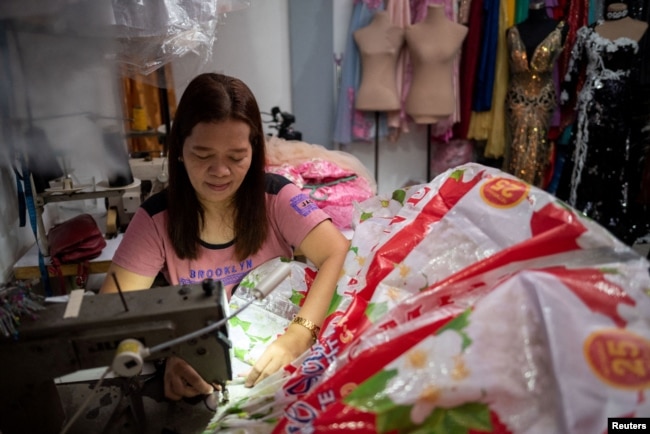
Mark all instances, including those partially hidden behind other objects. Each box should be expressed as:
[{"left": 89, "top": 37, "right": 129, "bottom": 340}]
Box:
[{"left": 100, "top": 73, "right": 349, "bottom": 399}]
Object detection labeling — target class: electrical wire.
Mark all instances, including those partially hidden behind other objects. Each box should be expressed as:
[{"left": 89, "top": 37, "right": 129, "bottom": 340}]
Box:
[
  {"left": 144, "top": 263, "right": 291, "bottom": 357},
  {"left": 145, "top": 296, "right": 258, "bottom": 356},
  {"left": 59, "top": 366, "right": 113, "bottom": 434}
]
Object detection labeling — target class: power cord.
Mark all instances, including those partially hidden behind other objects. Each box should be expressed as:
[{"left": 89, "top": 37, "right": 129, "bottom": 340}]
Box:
[{"left": 59, "top": 366, "right": 112, "bottom": 434}]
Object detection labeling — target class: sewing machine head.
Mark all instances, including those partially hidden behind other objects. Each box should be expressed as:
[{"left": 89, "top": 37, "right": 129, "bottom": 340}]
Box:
[{"left": 0, "top": 280, "right": 231, "bottom": 433}]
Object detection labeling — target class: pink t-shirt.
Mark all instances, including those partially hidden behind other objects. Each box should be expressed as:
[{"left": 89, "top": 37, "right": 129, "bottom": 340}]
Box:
[{"left": 111, "top": 173, "right": 329, "bottom": 296}]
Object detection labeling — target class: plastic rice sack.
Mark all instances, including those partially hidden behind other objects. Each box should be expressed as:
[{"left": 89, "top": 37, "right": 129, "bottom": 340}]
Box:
[
  {"left": 275, "top": 257, "right": 650, "bottom": 433},
  {"left": 321, "top": 163, "right": 604, "bottom": 337},
  {"left": 272, "top": 163, "right": 649, "bottom": 432},
  {"left": 288, "top": 164, "right": 616, "bottom": 387},
  {"left": 205, "top": 163, "right": 650, "bottom": 433}
]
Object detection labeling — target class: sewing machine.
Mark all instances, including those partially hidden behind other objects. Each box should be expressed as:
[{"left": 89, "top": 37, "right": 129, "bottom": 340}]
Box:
[{"left": 0, "top": 280, "right": 232, "bottom": 434}]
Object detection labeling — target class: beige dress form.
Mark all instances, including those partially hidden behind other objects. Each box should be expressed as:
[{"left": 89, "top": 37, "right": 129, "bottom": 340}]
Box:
[
  {"left": 405, "top": 5, "right": 468, "bottom": 124},
  {"left": 354, "top": 11, "right": 405, "bottom": 111}
]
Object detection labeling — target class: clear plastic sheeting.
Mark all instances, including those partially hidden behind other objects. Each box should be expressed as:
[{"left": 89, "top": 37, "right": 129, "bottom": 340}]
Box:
[
  {"left": 112, "top": 0, "right": 251, "bottom": 78},
  {"left": 1, "top": 0, "right": 251, "bottom": 81},
  {"left": 112, "top": 0, "right": 230, "bottom": 78}
]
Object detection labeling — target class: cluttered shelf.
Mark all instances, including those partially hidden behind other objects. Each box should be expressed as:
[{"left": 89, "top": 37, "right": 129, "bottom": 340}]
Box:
[
  {"left": 13, "top": 233, "right": 123, "bottom": 280},
  {"left": 13, "top": 177, "right": 143, "bottom": 287}
]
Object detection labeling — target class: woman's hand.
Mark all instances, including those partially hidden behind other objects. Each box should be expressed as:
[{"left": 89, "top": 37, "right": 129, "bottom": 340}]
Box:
[
  {"left": 164, "top": 355, "right": 214, "bottom": 400},
  {"left": 244, "top": 323, "right": 314, "bottom": 387},
  {"left": 244, "top": 220, "right": 348, "bottom": 388}
]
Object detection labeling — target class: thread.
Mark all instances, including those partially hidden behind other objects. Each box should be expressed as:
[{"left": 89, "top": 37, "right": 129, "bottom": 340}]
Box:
[
  {"left": 106, "top": 207, "right": 118, "bottom": 238},
  {"left": 112, "top": 338, "right": 144, "bottom": 377}
]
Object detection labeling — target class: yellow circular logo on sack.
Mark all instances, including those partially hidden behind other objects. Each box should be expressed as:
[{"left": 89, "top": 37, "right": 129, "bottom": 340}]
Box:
[
  {"left": 584, "top": 328, "right": 650, "bottom": 390},
  {"left": 479, "top": 177, "right": 529, "bottom": 209}
]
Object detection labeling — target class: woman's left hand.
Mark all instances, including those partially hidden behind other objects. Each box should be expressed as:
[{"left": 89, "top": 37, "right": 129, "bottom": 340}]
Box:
[
  {"left": 244, "top": 220, "right": 348, "bottom": 388},
  {"left": 244, "top": 323, "right": 314, "bottom": 387}
]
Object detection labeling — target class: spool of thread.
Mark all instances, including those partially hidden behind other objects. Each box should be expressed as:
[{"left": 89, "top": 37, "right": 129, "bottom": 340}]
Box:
[
  {"left": 106, "top": 207, "right": 118, "bottom": 238},
  {"left": 112, "top": 339, "right": 145, "bottom": 377},
  {"left": 132, "top": 106, "right": 147, "bottom": 131},
  {"left": 62, "top": 177, "right": 74, "bottom": 190}
]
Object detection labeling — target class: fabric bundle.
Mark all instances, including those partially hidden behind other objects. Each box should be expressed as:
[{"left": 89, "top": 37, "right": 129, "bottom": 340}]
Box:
[{"left": 265, "top": 136, "right": 375, "bottom": 230}]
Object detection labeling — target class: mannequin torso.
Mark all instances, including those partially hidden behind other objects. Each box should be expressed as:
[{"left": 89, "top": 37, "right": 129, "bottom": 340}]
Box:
[
  {"left": 354, "top": 11, "right": 405, "bottom": 111},
  {"left": 595, "top": 3, "right": 648, "bottom": 42},
  {"left": 516, "top": 2, "right": 567, "bottom": 60},
  {"left": 404, "top": 5, "right": 468, "bottom": 124}
]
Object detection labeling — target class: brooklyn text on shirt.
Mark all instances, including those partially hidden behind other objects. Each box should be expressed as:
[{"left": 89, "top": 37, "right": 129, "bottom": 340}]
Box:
[{"left": 179, "top": 258, "right": 254, "bottom": 285}]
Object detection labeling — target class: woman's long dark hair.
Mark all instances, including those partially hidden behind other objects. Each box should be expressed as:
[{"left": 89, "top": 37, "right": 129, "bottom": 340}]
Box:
[{"left": 166, "top": 73, "right": 268, "bottom": 261}]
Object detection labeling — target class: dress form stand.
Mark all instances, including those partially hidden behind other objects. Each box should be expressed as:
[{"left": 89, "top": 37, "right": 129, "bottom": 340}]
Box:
[
  {"left": 517, "top": 0, "right": 563, "bottom": 61},
  {"left": 374, "top": 112, "right": 380, "bottom": 182},
  {"left": 426, "top": 125, "right": 432, "bottom": 181},
  {"left": 404, "top": 5, "right": 467, "bottom": 181},
  {"left": 353, "top": 11, "right": 404, "bottom": 185}
]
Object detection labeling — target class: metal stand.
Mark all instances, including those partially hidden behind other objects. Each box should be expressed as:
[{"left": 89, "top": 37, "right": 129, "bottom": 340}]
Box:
[
  {"left": 426, "top": 124, "right": 432, "bottom": 182},
  {"left": 156, "top": 67, "right": 172, "bottom": 157},
  {"left": 374, "top": 111, "right": 380, "bottom": 184}
]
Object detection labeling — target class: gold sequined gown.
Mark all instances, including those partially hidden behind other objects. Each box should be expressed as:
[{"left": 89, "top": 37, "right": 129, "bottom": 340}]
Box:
[{"left": 505, "top": 22, "right": 565, "bottom": 186}]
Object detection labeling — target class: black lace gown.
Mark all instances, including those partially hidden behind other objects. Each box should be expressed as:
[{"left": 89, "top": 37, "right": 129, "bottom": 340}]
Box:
[{"left": 557, "top": 23, "right": 649, "bottom": 245}]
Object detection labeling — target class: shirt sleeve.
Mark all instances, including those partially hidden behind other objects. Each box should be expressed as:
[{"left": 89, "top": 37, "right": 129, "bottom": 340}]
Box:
[
  {"left": 111, "top": 207, "right": 167, "bottom": 277},
  {"left": 269, "top": 181, "right": 331, "bottom": 250}
]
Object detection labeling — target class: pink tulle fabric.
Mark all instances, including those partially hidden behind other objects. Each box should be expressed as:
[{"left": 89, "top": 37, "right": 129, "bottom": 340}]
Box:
[{"left": 265, "top": 136, "right": 376, "bottom": 230}]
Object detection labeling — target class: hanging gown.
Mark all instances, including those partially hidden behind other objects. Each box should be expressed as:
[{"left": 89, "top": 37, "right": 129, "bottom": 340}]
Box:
[
  {"left": 469, "top": 0, "right": 509, "bottom": 159},
  {"left": 504, "top": 21, "right": 565, "bottom": 187},
  {"left": 556, "top": 24, "right": 649, "bottom": 245}
]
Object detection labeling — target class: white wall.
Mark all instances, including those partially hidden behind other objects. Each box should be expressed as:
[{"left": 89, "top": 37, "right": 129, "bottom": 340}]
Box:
[{"left": 172, "top": 0, "right": 292, "bottom": 137}]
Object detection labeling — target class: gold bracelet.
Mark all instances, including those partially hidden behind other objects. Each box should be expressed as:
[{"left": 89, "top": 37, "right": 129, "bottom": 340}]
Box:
[{"left": 290, "top": 315, "right": 321, "bottom": 343}]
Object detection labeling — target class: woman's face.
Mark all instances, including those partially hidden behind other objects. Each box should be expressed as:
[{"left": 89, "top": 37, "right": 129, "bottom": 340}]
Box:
[{"left": 182, "top": 119, "right": 253, "bottom": 207}]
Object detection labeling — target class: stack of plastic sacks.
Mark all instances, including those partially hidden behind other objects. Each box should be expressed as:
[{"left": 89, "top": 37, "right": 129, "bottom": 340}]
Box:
[{"left": 205, "top": 163, "right": 650, "bottom": 434}]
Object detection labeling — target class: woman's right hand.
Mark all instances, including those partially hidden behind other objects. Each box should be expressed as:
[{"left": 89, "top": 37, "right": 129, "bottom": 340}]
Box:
[{"left": 163, "top": 355, "right": 214, "bottom": 400}]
